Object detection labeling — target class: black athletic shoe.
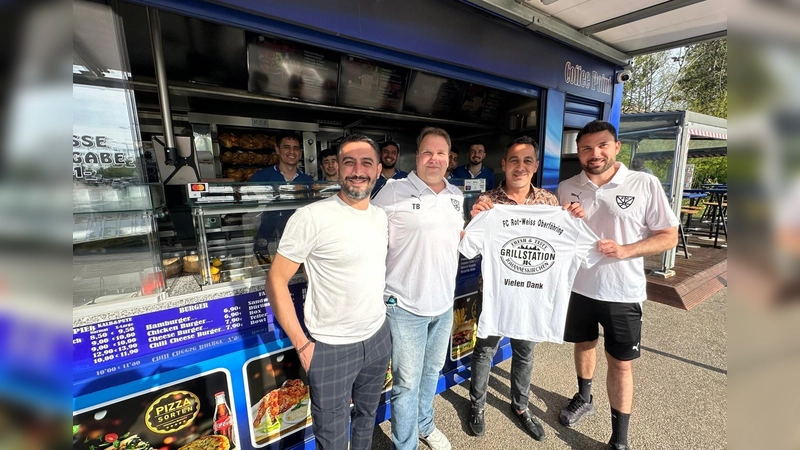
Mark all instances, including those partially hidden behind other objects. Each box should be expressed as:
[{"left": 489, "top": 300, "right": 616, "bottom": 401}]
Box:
[
  {"left": 608, "top": 442, "right": 631, "bottom": 450},
  {"left": 559, "top": 393, "right": 596, "bottom": 427},
  {"left": 512, "top": 407, "right": 546, "bottom": 441},
  {"left": 468, "top": 405, "right": 485, "bottom": 436}
]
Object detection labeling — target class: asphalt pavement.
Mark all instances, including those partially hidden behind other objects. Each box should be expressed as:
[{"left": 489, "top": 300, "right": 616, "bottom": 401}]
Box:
[{"left": 371, "top": 288, "right": 727, "bottom": 450}]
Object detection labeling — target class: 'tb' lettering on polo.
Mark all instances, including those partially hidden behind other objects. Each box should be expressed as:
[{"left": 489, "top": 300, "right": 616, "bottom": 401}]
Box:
[{"left": 372, "top": 171, "right": 465, "bottom": 317}]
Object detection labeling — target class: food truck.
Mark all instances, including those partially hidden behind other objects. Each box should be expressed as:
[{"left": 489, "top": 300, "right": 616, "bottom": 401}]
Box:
[{"left": 71, "top": 0, "right": 638, "bottom": 448}]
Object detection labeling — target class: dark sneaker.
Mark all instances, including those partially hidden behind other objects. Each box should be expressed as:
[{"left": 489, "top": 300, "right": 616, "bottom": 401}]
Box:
[
  {"left": 559, "top": 393, "right": 595, "bottom": 427},
  {"left": 512, "top": 407, "right": 546, "bottom": 441},
  {"left": 608, "top": 442, "right": 631, "bottom": 450},
  {"left": 468, "top": 405, "right": 485, "bottom": 436}
]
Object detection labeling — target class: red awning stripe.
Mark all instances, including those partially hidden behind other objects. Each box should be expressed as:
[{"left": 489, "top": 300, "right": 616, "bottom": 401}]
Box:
[{"left": 688, "top": 128, "right": 727, "bottom": 140}]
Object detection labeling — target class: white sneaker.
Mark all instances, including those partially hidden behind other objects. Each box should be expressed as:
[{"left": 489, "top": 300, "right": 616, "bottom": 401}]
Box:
[{"left": 420, "top": 428, "right": 451, "bottom": 450}]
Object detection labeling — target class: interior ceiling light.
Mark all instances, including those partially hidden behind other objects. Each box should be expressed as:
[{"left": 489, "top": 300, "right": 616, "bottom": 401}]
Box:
[{"left": 541, "top": 0, "right": 559, "bottom": 4}]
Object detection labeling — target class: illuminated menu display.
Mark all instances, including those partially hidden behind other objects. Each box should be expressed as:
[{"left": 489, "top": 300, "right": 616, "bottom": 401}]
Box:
[
  {"left": 247, "top": 33, "right": 339, "bottom": 104},
  {"left": 404, "top": 71, "right": 465, "bottom": 117},
  {"left": 73, "top": 281, "right": 307, "bottom": 372},
  {"left": 458, "top": 83, "right": 506, "bottom": 124},
  {"left": 338, "top": 55, "right": 409, "bottom": 112}
]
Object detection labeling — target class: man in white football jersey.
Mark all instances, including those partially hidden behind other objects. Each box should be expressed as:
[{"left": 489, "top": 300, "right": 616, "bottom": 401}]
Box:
[{"left": 556, "top": 121, "right": 679, "bottom": 450}]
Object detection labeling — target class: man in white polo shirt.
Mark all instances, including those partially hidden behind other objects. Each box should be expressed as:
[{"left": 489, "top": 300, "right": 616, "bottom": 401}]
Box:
[
  {"left": 556, "top": 121, "right": 679, "bottom": 450},
  {"left": 266, "top": 134, "right": 392, "bottom": 450},
  {"left": 372, "top": 127, "right": 464, "bottom": 450}
]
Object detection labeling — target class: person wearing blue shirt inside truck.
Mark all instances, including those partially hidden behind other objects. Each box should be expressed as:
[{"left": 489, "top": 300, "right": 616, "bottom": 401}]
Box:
[
  {"left": 370, "top": 140, "right": 408, "bottom": 197},
  {"left": 250, "top": 131, "right": 313, "bottom": 183},
  {"left": 451, "top": 141, "right": 495, "bottom": 190},
  {"left": 250, "top": 131, "right": 312, "bottom": 264}
]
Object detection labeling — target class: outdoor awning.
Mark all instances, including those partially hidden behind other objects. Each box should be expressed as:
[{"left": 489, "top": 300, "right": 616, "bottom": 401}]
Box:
[
  {"left": 461, "top": 0, "right": 727, "bottom": 64},
  {"left": 688, "top": 128, "right": 727, "bottom": 140}
]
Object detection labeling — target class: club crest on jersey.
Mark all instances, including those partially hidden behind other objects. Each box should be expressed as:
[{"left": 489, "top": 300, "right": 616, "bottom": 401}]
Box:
[
  {"left": 500, "top": 236, "right": 556, "bottom": 275},
  {"left": 451, "top": 199, "right": 461, "bottom": 212},
  {"left": 616, "top": 195, "right": 635, "bottom": 209}
]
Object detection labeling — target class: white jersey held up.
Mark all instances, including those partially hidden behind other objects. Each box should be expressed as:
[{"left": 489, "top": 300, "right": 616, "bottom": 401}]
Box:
[
  {"left": 459, "top": 205, "right": 603, "bottom": 343},
  {"left": 557, "top": 163, "right": 680, "bottom": 303}
]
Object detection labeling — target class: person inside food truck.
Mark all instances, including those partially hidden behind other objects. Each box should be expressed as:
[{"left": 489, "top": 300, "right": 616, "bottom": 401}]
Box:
[
  {"left": 446, "top": 146, "right": 459, "bottom": 179},
  {"left": 320, "top": 148, "right": 339, "bottom": 182},
  {"left": 371, "top": 140, "right": 408, "bottom": 197},
  {"left": 251, "top": 131, "right": 313, "bottom": 264},
  {"left": 451, "top": 141, "right": 496, "bottom": 190},
  {"left": 250, "top": 131, "right": 313, "bottom": 183}
]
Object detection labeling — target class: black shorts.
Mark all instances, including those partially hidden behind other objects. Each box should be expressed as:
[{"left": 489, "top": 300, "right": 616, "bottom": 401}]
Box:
[{"left": 563, "top": 292, "right": 643, "bottom": 361}]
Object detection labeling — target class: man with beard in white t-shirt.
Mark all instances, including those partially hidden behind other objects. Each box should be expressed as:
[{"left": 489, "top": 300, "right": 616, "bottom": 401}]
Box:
[{"left": 266, "top": 134, "right": 392, "bottom": 450}]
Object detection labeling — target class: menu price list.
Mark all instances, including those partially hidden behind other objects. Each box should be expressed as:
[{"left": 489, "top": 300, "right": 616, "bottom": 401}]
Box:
[
  {"left": 247, "top": 33, "right": 339, "bottom": 104},
  {"left": 73, "top": 281, "right": 307, "bottom": 371},
  {"left": 338, "top": 54, "right": 409, "bottom": 112},
  {"left": 404, "top": 71, "right": 465, "bottom": 117},
  {"left": 459, "top": 84, "right": 506, "bottom": 124},
  {"left": 455, "top": 255, "right": 481, "bottom": 297}
]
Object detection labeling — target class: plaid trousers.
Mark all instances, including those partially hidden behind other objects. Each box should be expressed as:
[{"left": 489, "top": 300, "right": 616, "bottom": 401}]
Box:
[{"left": 307, "top": 319, "right": 392, "bottom": 450}]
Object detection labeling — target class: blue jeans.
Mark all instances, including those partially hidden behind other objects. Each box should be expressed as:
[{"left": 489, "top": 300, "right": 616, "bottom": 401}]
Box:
[{"left": 386, "top": 305, "right": 453, "bottom": 450}]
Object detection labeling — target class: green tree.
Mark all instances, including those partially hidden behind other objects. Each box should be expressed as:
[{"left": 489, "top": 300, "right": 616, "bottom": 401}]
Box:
[
  {"left": 622, "top": 51, "right": 686, "bottom": 113},
  {"left": 675, "top": 39, "right": 727, "bottom": 118},
  {"left": 621, "top": 39, "right": 728, "bottom": 188},
  {"left": 689, "top": 156, "right": 727, "bottom": 187}
]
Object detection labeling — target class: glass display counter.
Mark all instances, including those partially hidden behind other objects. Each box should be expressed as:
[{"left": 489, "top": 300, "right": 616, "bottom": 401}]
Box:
[{"left": 187, "top": 181, "right": 341, "bottom": 288}]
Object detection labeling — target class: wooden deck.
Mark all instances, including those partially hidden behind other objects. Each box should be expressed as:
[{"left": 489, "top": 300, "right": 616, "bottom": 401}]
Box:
[{"left": 644, "top": 231, "right": 728, "bottom": 310}]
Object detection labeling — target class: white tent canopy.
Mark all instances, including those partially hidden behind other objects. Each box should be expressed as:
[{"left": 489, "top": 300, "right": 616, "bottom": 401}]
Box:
[{"left": 462, "top": 0, "right": 727, "bottom": 65}]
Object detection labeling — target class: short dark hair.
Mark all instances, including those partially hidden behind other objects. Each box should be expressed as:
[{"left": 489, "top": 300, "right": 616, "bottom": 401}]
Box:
[
  {"left": 320, "top": 148, "right": 337, "bottom": 160},
  {"left": 416, "top": 127, "right": 451, "bottom": 151},
  {"left": 504, "top": 136, "right": 539, "bottom": 159},
  {"left": 468, "top": 141, "right": 485, "bottom": 150},
  {"left": 450, "top": 145, "right": 459, "bottom": 155},
  {"left": 338, "top": 134, "right": 380, "bottom": 160},
  {"left": 576, "top": 120, "right": 618, "bottom": 143},
  {"left": 379, "top": 140, "right": 400, "bottom": 152},
  {"left": 277, "top": 130, "right": 302, "bottom": 147}
]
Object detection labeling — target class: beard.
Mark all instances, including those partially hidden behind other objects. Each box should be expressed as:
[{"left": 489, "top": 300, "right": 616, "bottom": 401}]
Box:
[
  {"left": 469, "top": 157, "right": 482, "bottom": 165},
  {"left": 341, "top": 175, "right": 376, "bottom": 200},
  {"left": 381, "top": 161, "right": 396, "bottom": 169},
  {"left": 581, "top": 157, "right": 614, "bottom": 175}
]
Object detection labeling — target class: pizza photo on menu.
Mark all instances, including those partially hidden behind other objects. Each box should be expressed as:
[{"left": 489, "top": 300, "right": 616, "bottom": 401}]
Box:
[
  {"left": 178, "top": 435, "right": 230, "bottom": 450},
  {"left": 73, "top": 371, "right": 239, "bottom": 450},
  {"left": 243, "top": 348, "right": 312, "bottom": 448}
]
